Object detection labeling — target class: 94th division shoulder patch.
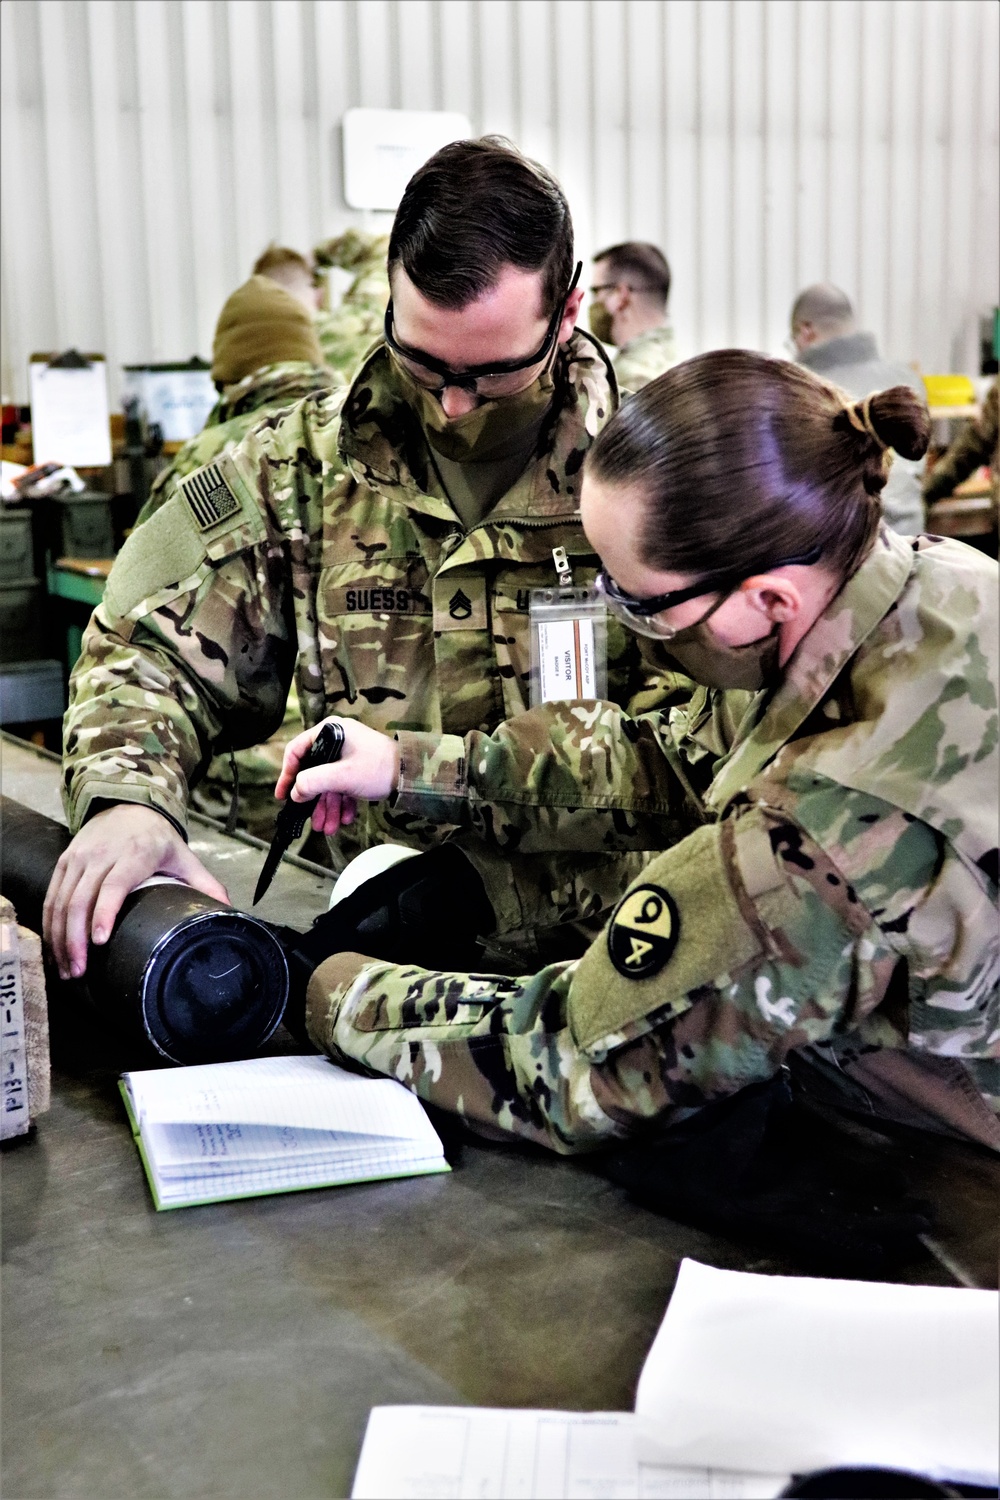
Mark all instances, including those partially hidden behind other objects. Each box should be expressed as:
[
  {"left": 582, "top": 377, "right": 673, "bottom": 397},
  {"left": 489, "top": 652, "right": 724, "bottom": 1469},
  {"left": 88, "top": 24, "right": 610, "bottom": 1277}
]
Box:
[{"left": 607, "top": 884, "right": 679, "bottom": 979}]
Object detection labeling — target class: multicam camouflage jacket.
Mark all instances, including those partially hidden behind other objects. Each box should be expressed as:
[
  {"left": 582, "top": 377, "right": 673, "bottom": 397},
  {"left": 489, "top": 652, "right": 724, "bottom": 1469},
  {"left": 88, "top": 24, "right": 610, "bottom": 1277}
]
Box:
[
  {"left": 305, "top": 529, "right": 1000, "bottom": 1150},
  {"left": 313, "top": 230, "right": 391, "bottom": 386},
  {"left": 613, "top": 325, "right": 678, "bottom": 393},
  {"left": 134, "top": 359, "right": 340, "bottom": 841},
  {"left": 62, "top": 331, "right": 660, "bottom": 957},
  {"left": 140, "top": 361, "right": 338, "bottom": 520}
]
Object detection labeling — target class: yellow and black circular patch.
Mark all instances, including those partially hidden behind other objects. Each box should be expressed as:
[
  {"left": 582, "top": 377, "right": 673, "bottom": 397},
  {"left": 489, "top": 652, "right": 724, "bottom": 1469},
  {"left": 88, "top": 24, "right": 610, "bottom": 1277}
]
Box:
[{"left": 607, "top": 884, "right": 679, "bottom": 980}]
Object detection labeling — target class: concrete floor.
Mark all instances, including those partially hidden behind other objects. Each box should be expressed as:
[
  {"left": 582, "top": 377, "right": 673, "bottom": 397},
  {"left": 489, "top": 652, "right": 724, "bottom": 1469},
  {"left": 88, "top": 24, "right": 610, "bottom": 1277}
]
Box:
[{"left": 1, "top": 733, "right": 994, "bottom": 1499}]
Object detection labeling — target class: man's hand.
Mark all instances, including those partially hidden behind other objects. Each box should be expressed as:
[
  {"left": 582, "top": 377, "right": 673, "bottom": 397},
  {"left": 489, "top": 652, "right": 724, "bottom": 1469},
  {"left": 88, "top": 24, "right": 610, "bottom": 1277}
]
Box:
[
  {"left": 275, "top": 718, "right": 400, "bottom": 837},
  {"left": 43, "top": 805, "right": 230, "bottom": 981}
]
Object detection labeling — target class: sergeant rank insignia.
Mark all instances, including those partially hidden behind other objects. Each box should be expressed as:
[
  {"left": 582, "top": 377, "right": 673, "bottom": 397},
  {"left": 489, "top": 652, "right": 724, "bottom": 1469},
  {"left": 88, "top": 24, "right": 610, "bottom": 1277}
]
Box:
[
  {"left": 181, "top": 464, "right": 240, "bottom": 531},
  {"left": 607, "top": 885, "right": 679, "bottom": 979}
]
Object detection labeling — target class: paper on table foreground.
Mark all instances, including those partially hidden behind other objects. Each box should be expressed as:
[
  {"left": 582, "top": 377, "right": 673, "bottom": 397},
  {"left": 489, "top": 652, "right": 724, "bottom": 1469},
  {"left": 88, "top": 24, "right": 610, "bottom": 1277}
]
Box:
[
  {"left": 351, "top": 1406, "right": 788, "bottom": 1500},
  {"left": 352, "top": 1259, "right": 997, "bottom": 1498},
  {"left": 635, "top": 1259, "right": 999, "bottom": 1485}
]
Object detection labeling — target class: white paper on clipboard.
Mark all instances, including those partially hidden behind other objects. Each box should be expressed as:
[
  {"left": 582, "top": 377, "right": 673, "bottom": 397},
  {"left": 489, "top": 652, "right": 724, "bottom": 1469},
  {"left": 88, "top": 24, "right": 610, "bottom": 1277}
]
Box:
[{"left": 29, "top": 357, "right": 112, "bottom": 467}]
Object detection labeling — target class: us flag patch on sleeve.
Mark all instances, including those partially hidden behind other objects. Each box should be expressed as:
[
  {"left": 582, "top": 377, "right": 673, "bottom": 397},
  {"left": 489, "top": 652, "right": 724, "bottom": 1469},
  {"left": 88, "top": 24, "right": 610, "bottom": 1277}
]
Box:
[{"left": 180, "top": 463, "right": 241, "bottom": 531}]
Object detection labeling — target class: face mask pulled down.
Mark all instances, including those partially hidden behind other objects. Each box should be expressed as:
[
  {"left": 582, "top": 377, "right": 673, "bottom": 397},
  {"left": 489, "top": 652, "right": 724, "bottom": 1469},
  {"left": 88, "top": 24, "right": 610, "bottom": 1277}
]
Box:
[
  {"left": 392, "top": 357, "right": 556, "bottom": 466},
  {"left": 658, "top": 595, "right": 782, "bottom": 693},
  {"left": 588, "top": 302, "right": 614, "bottom": 346}
]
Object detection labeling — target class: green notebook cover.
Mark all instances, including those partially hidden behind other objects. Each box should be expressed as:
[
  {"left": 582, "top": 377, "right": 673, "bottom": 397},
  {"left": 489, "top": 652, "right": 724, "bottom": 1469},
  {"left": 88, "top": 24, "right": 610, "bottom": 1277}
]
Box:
[{"left": 118, "top": 1077, "right": 450, "bottom": 1212}]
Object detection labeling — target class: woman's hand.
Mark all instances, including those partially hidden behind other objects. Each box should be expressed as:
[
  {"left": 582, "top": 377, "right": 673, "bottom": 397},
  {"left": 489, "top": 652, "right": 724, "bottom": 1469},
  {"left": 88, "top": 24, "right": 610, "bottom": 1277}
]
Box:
[{"left": 275, "top": 718, "right": 401, "bottom": 837}]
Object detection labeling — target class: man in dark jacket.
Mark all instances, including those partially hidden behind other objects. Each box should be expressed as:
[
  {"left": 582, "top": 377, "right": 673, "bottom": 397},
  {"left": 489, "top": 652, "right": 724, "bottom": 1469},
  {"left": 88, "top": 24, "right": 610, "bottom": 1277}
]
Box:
[{"left": 791, "top": 283, "right": 927, "bottom": 535}]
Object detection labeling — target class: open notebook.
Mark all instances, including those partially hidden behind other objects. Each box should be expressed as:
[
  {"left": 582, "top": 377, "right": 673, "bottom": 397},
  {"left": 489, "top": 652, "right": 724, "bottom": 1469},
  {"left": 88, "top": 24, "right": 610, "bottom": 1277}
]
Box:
[{"left": 120, "top": 1054, "right": 449, "bottom": 1210}]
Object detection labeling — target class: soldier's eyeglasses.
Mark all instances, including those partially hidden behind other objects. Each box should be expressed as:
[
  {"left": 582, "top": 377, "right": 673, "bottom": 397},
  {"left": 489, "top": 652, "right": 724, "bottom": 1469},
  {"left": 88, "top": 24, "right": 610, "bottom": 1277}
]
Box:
[
  {"left": 595, "top": 546, "right": 823, "bottom": 639},
  {"left": 591, "top": 282, "right": 662, "bottom": 296},
  {"left": 384, "top": 262, "right": 582, "bottom": 399}
]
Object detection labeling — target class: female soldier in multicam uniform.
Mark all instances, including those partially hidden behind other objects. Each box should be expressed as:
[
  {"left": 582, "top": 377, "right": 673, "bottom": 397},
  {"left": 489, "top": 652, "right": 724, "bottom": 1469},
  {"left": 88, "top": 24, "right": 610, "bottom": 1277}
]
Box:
[{"left": 280, "top": 350, "right": 999, "bottom": 1155}]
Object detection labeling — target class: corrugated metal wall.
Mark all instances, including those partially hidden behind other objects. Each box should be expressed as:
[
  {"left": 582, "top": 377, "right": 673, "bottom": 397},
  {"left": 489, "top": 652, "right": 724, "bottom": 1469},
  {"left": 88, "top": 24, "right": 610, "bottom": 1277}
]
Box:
[{"left": 2, "top": 0, "right": 998, "bottom": 405}]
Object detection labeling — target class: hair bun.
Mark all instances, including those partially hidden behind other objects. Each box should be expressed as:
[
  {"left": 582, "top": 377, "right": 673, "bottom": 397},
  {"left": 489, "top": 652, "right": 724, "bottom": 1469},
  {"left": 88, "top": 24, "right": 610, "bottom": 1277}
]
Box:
[{"left": 864, "top": 386, "right": 931, "bottom": 461}]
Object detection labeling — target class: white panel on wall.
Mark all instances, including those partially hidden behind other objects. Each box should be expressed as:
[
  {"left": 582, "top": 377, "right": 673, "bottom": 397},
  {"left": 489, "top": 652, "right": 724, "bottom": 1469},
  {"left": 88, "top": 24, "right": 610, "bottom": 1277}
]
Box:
[
  {"left": 664, "top": 0, "right": 699, "bottom": 361},
  {"left": 625, "top": 1, "right": 664, "bottom": 252},
  {"left": 227, "top": 1, "right": 271, "bottom": 282},
  {"left": 342, "top": 107, "right": 472, "bottom": 209},
  {"left": 1, "top": 0, "right": 998, "bottom": 404}
]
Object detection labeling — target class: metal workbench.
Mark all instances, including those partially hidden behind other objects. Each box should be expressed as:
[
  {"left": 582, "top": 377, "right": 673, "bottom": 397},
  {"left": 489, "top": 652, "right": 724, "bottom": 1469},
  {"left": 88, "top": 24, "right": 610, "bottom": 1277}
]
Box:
[{"left": 1, "top": 733, "right": 996, "bottom": 1499}]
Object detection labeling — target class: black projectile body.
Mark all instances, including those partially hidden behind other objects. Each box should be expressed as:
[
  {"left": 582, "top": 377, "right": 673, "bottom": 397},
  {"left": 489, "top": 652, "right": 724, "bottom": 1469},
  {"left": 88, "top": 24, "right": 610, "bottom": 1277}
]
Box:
[{"left": 0, "top": 796, "right": 288, "bottom": 1065}]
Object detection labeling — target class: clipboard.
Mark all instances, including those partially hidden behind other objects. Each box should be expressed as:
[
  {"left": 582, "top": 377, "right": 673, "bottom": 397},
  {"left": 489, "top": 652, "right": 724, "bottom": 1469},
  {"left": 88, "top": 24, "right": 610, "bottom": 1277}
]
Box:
[{"left": 28, "top": 351, "right": 112, "bottom": 467}]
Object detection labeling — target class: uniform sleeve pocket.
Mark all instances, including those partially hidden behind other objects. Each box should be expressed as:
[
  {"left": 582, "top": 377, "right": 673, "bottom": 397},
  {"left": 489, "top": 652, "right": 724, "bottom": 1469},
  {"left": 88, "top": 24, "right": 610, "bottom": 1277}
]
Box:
[{"left": 349, "top": 971, "right": 505, "bottom": 1032}]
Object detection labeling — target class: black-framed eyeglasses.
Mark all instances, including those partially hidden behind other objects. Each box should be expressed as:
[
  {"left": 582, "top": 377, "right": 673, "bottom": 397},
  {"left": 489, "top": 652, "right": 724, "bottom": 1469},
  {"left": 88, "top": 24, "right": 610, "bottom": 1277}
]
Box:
[
  {"left": 595, "top": 545, "right": 823, "bottom": 639},
  {"left": 591, "top": 282, "right": 661, "bottom": 296},
  {"left": 384, "top": 262, "right": 582, "bottom": 398}
]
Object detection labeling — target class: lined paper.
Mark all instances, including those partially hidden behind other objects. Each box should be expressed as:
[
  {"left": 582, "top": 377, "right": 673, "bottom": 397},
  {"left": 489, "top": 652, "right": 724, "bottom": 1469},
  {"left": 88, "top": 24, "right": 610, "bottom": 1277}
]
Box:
[
  {"left": 122, "top": 1054, "right": 448, "bottom": 1208},
  {"left": 127, "top": 1054, "right": 438, "bottom": 1137}
]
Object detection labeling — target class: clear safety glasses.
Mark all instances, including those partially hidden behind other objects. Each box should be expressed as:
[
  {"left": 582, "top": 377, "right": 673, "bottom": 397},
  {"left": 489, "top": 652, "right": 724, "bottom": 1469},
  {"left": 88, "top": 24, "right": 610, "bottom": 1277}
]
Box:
[
  {"left": 595, "top": 545, "right": 823, "bottom": 639},
  {"left": 383, "top": 263, "right": 582, "bottom": 399}
]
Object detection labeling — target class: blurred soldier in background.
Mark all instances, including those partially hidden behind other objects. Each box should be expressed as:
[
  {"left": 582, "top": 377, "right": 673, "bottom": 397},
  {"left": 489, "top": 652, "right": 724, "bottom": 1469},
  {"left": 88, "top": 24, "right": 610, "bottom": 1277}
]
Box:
[
  {"left": 923, "top": 377, "right": 998, "bottom": 544},
  {"left": 251, "top": 243, "right": 324, "bottom": 315},
  {"left": 313, "top": 230, "right": 391, "bottom": 384},
  {"left": 145, "top": 259, "right": 334, "bottom": 508},
  {"left": 589, "top": 242, "right": 677, "bottom": 391},
  {"left": 138, "top": 264, "right": 340, "bottom": 843},
  {"left": 791, "top": 283, "right": 928, "bottom": 536}
]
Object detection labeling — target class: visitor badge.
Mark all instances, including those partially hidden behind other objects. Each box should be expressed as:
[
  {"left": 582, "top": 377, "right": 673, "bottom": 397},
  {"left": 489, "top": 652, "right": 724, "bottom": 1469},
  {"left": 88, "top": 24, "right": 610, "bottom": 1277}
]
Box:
[{"left": 529, "top": 586, "right": 608, "bottom": 706}]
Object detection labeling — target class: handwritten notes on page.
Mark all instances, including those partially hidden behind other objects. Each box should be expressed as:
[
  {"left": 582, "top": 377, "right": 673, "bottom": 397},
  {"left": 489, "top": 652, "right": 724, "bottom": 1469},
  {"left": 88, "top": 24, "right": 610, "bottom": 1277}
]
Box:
[{"left": 121, "top": 1054, "right": 449, "bottom": 1209}]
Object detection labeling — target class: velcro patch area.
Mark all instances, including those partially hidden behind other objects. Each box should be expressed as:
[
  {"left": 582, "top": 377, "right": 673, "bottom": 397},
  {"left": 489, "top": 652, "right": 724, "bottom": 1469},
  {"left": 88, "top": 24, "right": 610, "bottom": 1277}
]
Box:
[
  {"left": 102, "top": 494, "right": 209, "bottom": 621},
  {"left": 569, "top": 819, "right": 766, "bottom": 1052},
  {"left": 433, "top": 576, "right": 488, "bottom": 632}
]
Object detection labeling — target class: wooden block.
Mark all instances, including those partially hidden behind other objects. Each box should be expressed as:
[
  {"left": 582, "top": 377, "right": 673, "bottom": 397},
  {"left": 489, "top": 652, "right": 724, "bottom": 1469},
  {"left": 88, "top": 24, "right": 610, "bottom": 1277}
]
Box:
[{"left": 0, "top": 895, "right": 50, "bottom": 1137}]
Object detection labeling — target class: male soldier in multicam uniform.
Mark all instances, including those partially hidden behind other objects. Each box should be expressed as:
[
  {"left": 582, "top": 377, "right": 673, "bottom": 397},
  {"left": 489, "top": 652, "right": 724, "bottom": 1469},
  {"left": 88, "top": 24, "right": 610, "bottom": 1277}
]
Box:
[
  {"left": 588, "top": 243, "right": 678, "bottom": 393},
  {"left": 291, "top": 347, "right": 998, "bottom": 1156},
  {"left": 138, "top": 267, "right": 340, "bottom": 841},
  {"left": 313, "top": 229, "right": 391, "bottom": 386},
  {"left": 46, "top": 139, "right": 663, "bottom": 981}
]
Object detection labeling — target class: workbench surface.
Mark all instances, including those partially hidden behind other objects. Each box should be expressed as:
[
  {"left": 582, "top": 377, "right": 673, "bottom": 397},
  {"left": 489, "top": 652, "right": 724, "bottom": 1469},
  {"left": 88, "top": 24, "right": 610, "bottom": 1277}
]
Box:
[{"left": 1, "top": 734, "right": 994, "bottom": 1499}]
